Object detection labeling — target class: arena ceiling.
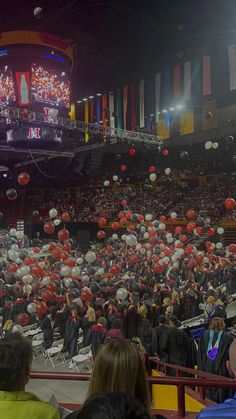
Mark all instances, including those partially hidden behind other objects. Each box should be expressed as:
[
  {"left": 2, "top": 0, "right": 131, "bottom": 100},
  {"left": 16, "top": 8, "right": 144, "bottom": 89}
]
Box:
[{"left": 1, "top": 0, "right": 236, "bottom": 97}]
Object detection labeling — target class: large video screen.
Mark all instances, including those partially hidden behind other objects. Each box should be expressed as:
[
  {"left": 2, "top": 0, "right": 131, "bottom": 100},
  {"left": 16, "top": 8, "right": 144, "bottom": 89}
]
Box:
[
  {"left": 0, "top": 65, "right": 16, "bottom": 104},
  {"left": 31, "top": 63, "right": 70, "bottom": 108}
]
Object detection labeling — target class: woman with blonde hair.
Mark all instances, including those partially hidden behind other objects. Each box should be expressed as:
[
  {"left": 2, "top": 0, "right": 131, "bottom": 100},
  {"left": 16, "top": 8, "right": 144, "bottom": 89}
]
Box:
[
  {"left": 82, "top": 307, "right": 96, "bottom": 346},
  {"left": 87, "top": 339, "right": 150, "bottom": 407},
  {"left": 197, "top": 317, "right": 234, "bottom": 403}
]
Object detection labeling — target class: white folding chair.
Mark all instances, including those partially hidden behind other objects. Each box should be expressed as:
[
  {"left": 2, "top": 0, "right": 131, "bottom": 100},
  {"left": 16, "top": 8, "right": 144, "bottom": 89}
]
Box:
[
  {"left": 44, "top": 346, "right": 66, "bottom": 368},
  {"left": 72, "top": 346, "right": 93, "bottom": 373},
  {"left": 32, "top": 332, "right": 44, "bottom": 359}
]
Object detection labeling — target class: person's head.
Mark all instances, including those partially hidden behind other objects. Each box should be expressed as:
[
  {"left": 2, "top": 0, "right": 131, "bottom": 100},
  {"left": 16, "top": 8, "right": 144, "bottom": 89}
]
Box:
[
  {"left": 158, "top": 315, "right": 167, "bottom": 325},
  {"left": 131, "top": 337, "right": 146, "bottom": 359},
  {"left": 88, "top": 339, "right": 150, "bottom": 407},
  {"left": 168, "top": 316, "right": 178, "bottom": 328},
  {"left": 97, "top": 316, "right": 107, "bottom": 328},
  {"left": 111, "top": 318, "right": 123, "bottom": 330},
  {"left": 209, "top": 317, "right": 225, "bottom": 332},
  {"left": 77, "top": 393, "right": 151, "bottom": 419},
  {"left": 227, "top": 340, "right": 236, "bottom": 378},
  {"left": 0, "top": 332, "right": 32, "bottom": 391},
  {"left": 138, "top": 304, "right": 147, "bottom": 319},
  {"left": 207, "top": 295, "right": 216, "bottom": 305},
  {"left": 87, "top": 307, "right": 96, "bottom": 322}
]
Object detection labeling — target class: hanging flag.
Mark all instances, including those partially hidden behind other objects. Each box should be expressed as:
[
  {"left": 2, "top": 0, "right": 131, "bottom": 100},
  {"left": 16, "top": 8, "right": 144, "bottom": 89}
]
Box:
[
  {"left": 155, "top": 73, "right": 161, "bottom": 123},
  {"left": 192, "top": 57, "right": 201, "bottom": 94},
  {"left": 180, "top": 109, "right": 194, "bottom": 135},
  {"left": 184, "top": 61, "right": 191, "bottom": 101},
  {"left": 84, "top": 100, "right": 89, "bottom": 142},
  {"left": 130, "top": 84, "right": 137, "bottom": 131},
  {"left": 96, "top": 96, "right": 101, "bottom": 123},
  {"left": 157, "top": 113, "right": 170, "bottom": 139},
  {"left": 89, "top": 98, "right": 94, "bottom": 123},
  {"left": 162, "top": 69, "right": 172, "bottom": 106},
  {"left": 123, "top": 85, "right": 128, "bottom": 130},
  {"left": 173, "top": 66, "right": 180, "bottom": 98},
  {"left": 228, "top": 45, "right": 236, "bottom": 90},
  {"left": 109, "top": 91, "right": 115, "bottom": 132},
  {"left": 203, "top": 56, "right": 211, "bottom": 95},
  {"left": 202, "top": 101, "right": 217, "bottom": 130},
  {"left": 70, "top": 102, "right": 75, "bottom": 121},
  {"left": 116, "top": 89, "right": 122, "bottom": 129},
  {"left": 102, "top": 93, "right": 108, "bottom": 127},
  {"left": 139, "top": 79, "right": 145, "bottom": 128}
]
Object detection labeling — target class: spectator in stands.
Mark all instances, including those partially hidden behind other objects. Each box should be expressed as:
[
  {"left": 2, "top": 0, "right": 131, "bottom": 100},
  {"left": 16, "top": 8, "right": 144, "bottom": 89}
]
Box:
[
  {"left": 0, "top": 332, "right": 59, "bottom": 419},
  {"left": 87, "top": 339, "right": 150, "bottom": 407},
  {"left": 197, "top": 339, "right": 236, "bottom": 418},
  {"left": 197, "top": 317, "right": 234, "bottom": 403}
]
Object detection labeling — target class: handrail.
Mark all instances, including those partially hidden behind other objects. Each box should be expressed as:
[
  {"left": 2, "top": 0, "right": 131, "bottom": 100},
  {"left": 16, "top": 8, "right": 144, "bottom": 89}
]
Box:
[{"left": 30, "top": 371, "right": 236, "bottom": 418}]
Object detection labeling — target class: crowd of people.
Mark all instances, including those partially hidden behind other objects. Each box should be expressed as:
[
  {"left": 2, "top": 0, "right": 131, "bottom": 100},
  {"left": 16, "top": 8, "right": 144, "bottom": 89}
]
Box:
[{"left": 0, "top": 67, "right": 16, "bottom": 104}]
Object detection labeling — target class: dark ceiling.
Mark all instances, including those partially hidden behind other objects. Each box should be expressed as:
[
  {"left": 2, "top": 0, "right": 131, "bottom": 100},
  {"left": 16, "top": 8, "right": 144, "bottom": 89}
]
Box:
[{"left": 1, "top": 0, "right": 236, "bottom": 97}]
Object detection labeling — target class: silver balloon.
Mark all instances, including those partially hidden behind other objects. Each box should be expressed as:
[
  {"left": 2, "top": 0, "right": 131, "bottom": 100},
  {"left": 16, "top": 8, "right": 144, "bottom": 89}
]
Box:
[
  {"left": 116, "top": 288, "right": 128, "bottom": 301},
  {"left": 27, "top": 302, "right": 36, "bottom": 314}
]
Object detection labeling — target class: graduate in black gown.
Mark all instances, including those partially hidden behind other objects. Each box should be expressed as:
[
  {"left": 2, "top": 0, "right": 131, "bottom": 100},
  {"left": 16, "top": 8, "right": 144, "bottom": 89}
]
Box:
[
  {"left": 63, "top": 305, "right": 81, "bottom": 358},
  {"left": 197, "top": 317, "right": 234, "bottom": 403}
]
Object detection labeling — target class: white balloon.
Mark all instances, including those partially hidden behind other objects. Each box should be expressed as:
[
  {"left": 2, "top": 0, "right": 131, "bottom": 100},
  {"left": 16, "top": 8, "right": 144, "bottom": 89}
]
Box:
[
  {"left": 165, "top": 168, "right": 171, "bottom": 175},
  {"left": 15, "top": 258, "right": 22, "bottom": 265},
  {"left": 27, "top": 302, "right": 36, "bottom": 314},
  {"left": 171, "top": 212, "right": 177, "bottom": 219},
  {"left": 23, "top": 284, "right": 32, "bottom": 294},
  {"left": 34, "top": 7, "right": 43, "bottom": 18},
  {"left": 16, "top": 231, "right": 24, "bottom": 240},
  {"left": 205, "top": 141, "right": 212, "bottom": 150},
  {"left": 136, "top": 244, "right": 142, "bottom": 251},
  {"left": 104, "top": 180, "right": 110, "bottom": 186},
  {"left": 61, "top": 266, "right": 71, "bottom": 277},
  {"left": 113, "top": 175, "right": 118, "bottom": 182},
  {"left": 85, "top": 251, "right": 96, "bottom": 263},
  {"left": 121, "top": 234, "right": 127, "bottom": 241},
  {"left": 10, "top": 228, "right": 17, "bottom": 237},
  {"left": 158, "top": 223, "right": 166, "bottom": 230},
  {"left": 49, "top": 208, "right": 57, "bottom": 219},
  {"left": 126, "top": 235, "right": 137, "bottom": 247},
  {"left": 54, "top": 219, "right": 61, "bottom": 226},
  {"left": 28, "top": 250, "right": 35, "bottom": 257},
  {"left": 212, "top": 142, "right": 218, "bottom": 149},
  {"left": 145, "top": 214, "right": 153, "bottom": 221},
  {"left": 42, "top": 244, "right": 49, "bottom": 252},
  {"left": 41, "top": 276, "right": 51, "bottom": 286},
  {"left": 22, "top": 274, "right": 33, "bottom": 284},
  {"left": 116, "top": 287, "right": 128, "bottom": 301},
  {"left": 71, "top": 267, "right": 80, "bottom": 276},
  {"left": 217, "top": 227, "right": 224, "bottom": 235},
  {"left": 8, "top": 250, "right": 18, "bottom": 261},
  {"left": 149, "top": 173, "right": 157, "bottom": 182},
  {"left": 48, "top": 108, "right": 58, "bottom": 118},
  {"left": 97, "top": 268, "right": 104, "bottom": 275},
  {"left": 216, "top": 242, "right": 223, "bottom": 250},
  {"left": 64, "top": 277, "right": 72, "bottom": 288},
  {"left": 11, "top": 244, "right": 19, "bottom": 252},
  {"left": 140, "top": 248, "right": 146, "bottom": 255},
  {"left": 12, "top": 324, "right": 23, "bottom": 334},
  {"left": 76, "top": 258, "right": 83, "bottom": 265},
  {"left": 140, "top": 226, "right": 146, "bottom": 233},
  {"left": 143, "top": 232, "right": 149, "bottom": 239},
  {"left": 112, "top": 234, "right": 118, "bottom": 240}
]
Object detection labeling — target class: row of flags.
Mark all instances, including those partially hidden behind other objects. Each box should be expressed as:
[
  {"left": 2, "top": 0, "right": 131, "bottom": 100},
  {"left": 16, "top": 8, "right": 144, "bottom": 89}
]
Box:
[{"left": 77, "top": 45, "right": 236, "bottom": 139}]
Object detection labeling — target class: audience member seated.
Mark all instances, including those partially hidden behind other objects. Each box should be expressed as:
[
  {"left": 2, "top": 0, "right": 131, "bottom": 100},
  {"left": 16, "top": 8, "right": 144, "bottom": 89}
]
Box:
[
  {"left": 0, "top": 332, "right": 59, "bottom": 419},
  {"left": 197, "top": 339, "right": 236, "bottom": 418}
]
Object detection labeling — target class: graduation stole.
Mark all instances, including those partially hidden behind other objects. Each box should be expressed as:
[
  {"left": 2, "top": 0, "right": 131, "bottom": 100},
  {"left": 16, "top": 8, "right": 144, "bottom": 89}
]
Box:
[{"left": 207, "top": 330, "right": 223, "bottom": 361}]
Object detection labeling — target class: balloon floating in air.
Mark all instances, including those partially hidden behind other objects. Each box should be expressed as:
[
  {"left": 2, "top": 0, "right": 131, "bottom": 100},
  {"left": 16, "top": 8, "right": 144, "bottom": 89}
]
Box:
[
  {"left": 34, "top": 7, "right": 43, "bottom": 18},
  {"left": 6, "top": 188, "right": 17, "bottom": 201}
]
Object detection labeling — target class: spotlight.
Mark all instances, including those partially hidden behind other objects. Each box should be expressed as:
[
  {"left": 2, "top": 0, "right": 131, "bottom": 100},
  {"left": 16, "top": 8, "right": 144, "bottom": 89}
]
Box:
[
  {"left": 89, "top": 96, "right": 94, "bottom": 99},
  {"left": 97, "top": 93, "right": 102, "bottom": 96},
  {"left": 83, "top": 98, "right": 88, "bottom": 102}
]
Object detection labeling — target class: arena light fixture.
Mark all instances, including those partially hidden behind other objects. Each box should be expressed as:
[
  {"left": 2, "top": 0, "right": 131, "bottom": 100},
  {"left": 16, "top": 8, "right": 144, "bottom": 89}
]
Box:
[
  {"left": 169, "top": 107, "right": 175, "bottom": 111},
  {"left": 89, "top": 96, "right": 94, "bottom": 99},
  {"left": 77, "top": 100, "right": 82, "bottom": 104},
  {"left": 83, "top": 98, "right": 88, "bottom": 102},
  {"left": 97, "top": 93, "right": 102, "bottom": 96},
  {"left": 176, "top": 104, "right": 183, "bottom": 110},
  {"left": 162, "top": 109, "right": 168, "bottom": 113}
]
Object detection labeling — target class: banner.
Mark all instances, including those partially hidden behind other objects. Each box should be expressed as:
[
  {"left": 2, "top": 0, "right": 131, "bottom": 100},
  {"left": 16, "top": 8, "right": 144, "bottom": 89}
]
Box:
[
  {"left": 162, "top": 69, "right": 172, "bottom": 105},
  {"left": 102, "top": 93, "right": 108, "bottom": 127},
  {"left": 109, "top": 91, "right": 115, "bottom": 131},
  {"left": 89, "top": 99, "right": 94, "bottom": 123},
  {"left": 202, "top": 101, "right": 218, "bottom": 130},
  {"left": 123, "top": 85, "right": 128, "bottom": 130},
  {"left": 116, "top": 89, "right": 122, "bottom": 129},
  {"left": 180, "top": 109, "right": 194, "bottom": 135},
  {"left": 84, "top": 101, "right": 89, "bottom": 142},
  {"left": 139, "top": 79, "right": 145, "bottom": 128},
  {"left": 203, "top": 56, "right": 211, "bottom": 95},
  {"left": 184, "top": 61, "right": 191, "bottom": 101},
  {"left": 70, "top": 102, "right": 75, "bottom": 121},
  {"left": 15, "top": 71, "right": 30, "bottom": 106},
  {"left": 173, "top": 66, "right": 180, "bottom": 98},
  {"left": 228, "top": 45, "right": 236, "bottom": 91},
  {"left": 130, "top": 84, "right": 137, "bottom": 131},
  {"left": 157, "top": 115, "right": 170, "bottom": 139},
  {"left": 155, "top": 73, "right": 161, "bottom": 123}
]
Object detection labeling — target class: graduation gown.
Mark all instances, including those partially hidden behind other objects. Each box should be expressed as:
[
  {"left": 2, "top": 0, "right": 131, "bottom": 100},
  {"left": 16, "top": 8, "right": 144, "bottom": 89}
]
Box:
[{"left": 197, "top": 330, "right": 234, "bottom": 403}]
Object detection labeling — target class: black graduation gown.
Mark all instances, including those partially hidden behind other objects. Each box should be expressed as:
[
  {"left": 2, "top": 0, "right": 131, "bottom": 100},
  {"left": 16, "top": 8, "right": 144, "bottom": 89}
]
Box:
[
  {"left": 152, "top": 324, "right": 168, "bottom": 359},
  {"left": 197, "top": 330, "right": 234, "bottom": 403},
  {"left": 63, "top": 316, "right": 81, "bottom": 357},
  {"left": 40, "top": 316, "right": 53, "bottom": 349},
  {"left": 160, "top": 327, "right": 189, "bottom": 375}
]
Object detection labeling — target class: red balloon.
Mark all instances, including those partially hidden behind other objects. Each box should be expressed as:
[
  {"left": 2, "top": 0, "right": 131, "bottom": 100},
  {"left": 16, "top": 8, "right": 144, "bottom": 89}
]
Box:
[
  {"left": 60, "top": 251, "right": 69, "bottom": 260},
  {"left": 162, "top": 149, "right": 169, "bottom": 157},
  {"left": 120, "top": 165, "right": 126, "bottom": 172},
  {"left": 58, "top": 228, "right": 69, "bottom": 241},
  {"left": 175, "top": 226, "right": 182, "bottom": 235},
  {"left": 125, "top": 211, "right": 132, "bottom": 220},
  {"left": 17, "top": 172, "right": 30, "bottom": 186},
  {"left": 224, "top": 198, "right": 236, "bottom": 209},
  {"left": 65, "top": 257, "right": 76, "bottom": 268},
  {"left": 185, "top": 244, "right": 194, "bottom": 255},
  {"left": 17, "top": 313, "right": 30, "bottom": 326},
  {"left": 196, "top": 227, "right": 203, "bottom": 235},
  {"left": 48, "top": 242, "right": 57, "bottom": 251},
  {"left": 137, "top": 214, "right": 144, "bottom": 222},
  {"left": 149, "top": 166, "right": 156, "bottom": 173},
  {"left": 61, "top": 212, "right": 70, "bottom": 222},
  {"left": 80, "top": 287, "right": 93, "bottom": 302},
  {"left": 207, "top": 228, "right": 215, "bottom": 237},
  {"left": 121, "top": 199, "right": 127, "bottom": 207},
  {"left": 51, "top": 273, "right": 59, "bottom": 281},
  {"left": 52, "top": 247, "right": 62, "bottom": 260},
  {"left": 179, "top": 235, "right": 187, "bottom": 242},
  {"left": 47, "top": 283, "right": 57, "bottom": 293},
  {"left": 129, "top": 148, "right": 136, "bottom": 156},
  {"left": 36, "top": 302, "right": 48, "bottom": 316},
  {"left": 43, "top": 222, "right": 55, "bottom": 235},
  {"left": 186, "top": 210, "right": 196, "bottom": 219},
  {"left": 127, "top": 223, "right": 135, "bottom": 232},
  {"left": 197, "top": 255, "right": 203, "bottom": 264},
  {"left": 106, "top": 245, "right": 113, "bottom": 253},
  {"left": 112, "top": 222, "right": 119, "bottom": 230},
  {"left": 8, "top": 263, "right": 17, "bottom": 272},
  {"left": 119, "top": 217, "right": 127, "bottom": 226},
  {"left": 129, "top": 255, "right": 137, "bottom": 264},
  {"left": 154, "top": 263, "right": 164, "bottom": 273},
  {"left": 188, "top": 259, "right": 196, "bottom": 268},
  {"left": 159, "top": 215, "right": 166, "bottom": 222},
  {"left": 23, "top": 257, "right": 33, "bottom": 266},
  {"left": 98, "top": 217, "right": 107, "bottom": 227},
  {"left": 42, "top": 290, "right": 54, "bottom": 302},
  {"left": 229, "top": 244, "right": 236, "bottom": 254},
  {"left": 97, "top": 230, "right": 105, "bottom": 239},
  {"left": 33, "top": 247, "right": 41, "bottom": 254},
  {"left": 186, "top": 222, "right": 196, "bottom": 232},
  {"left": 110, "top": 265, "right": 121, "bottom": 275},
  {"left": 63, "top": 241, "right": 72, "bottom": 252}
]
